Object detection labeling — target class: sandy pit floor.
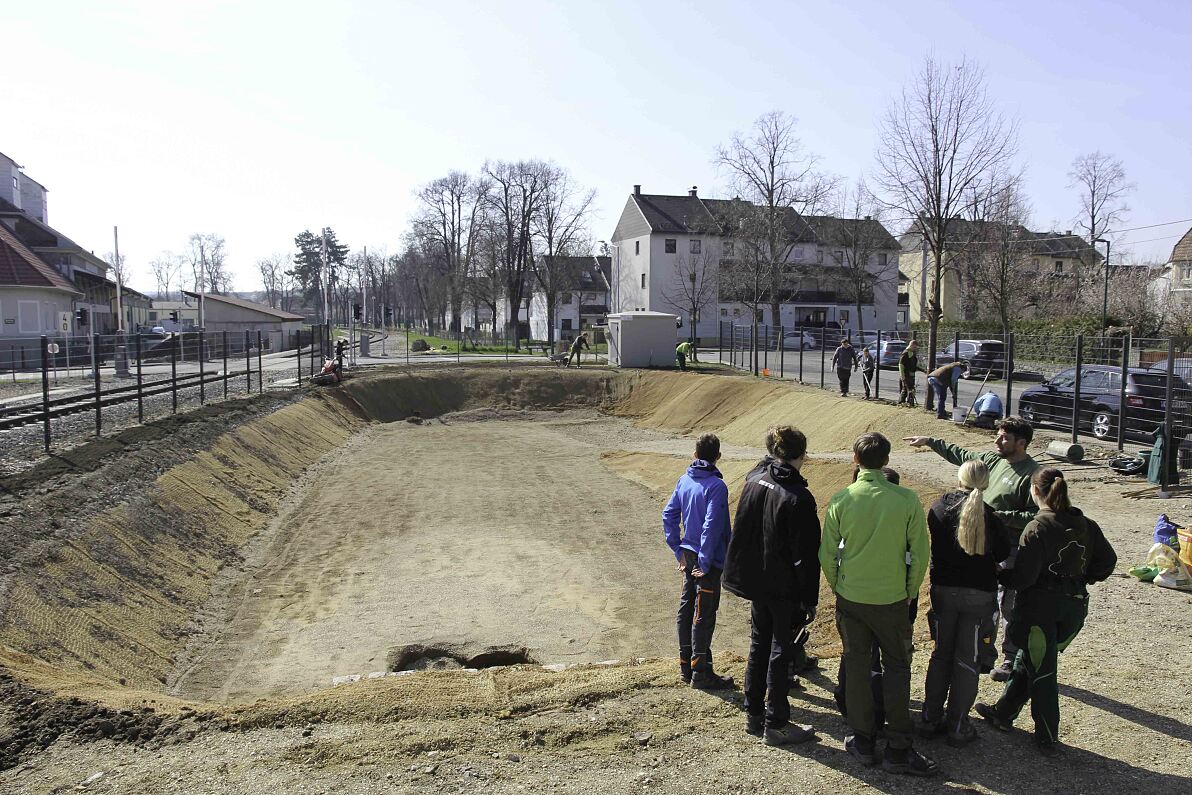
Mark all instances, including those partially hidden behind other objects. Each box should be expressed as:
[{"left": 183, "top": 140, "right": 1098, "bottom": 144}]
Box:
[{"left": 170, "top": 411, "right": 767, "bottom": 703}]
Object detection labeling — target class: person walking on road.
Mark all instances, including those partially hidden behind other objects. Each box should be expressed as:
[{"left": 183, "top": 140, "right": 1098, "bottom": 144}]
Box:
[
  {"left": 832, "top": 338, "right": 860, "bottom": 397},
  {"left": 723, "top": 426, "right": 820, "bottom": 746},
  {"left": 860, "top": 347, "right": 877, "bottom": 400},
  {"left": 663, "top": 433, "right": 734, "bottom": 690},
  {"left": 921, "top": 460, "right": 1010, "bottom": 747},
  {"left": 820, "top": 433, "right": 938, "bottom": 777},
  {"left": 676, "top": 340, "right": 695, "bottom": 371},
  {"left": 927, "top": 361, "right": 967, "bottom": 420},
  {"left": 566, "top": 332, "right": 589, "bottom": 368},
  {"left": 904, "top": 417, "right": 1040, "bottom": 682},
  {"left": 898, "top": 341, "right": 919, "bottom": 406},
  {"left": 976, "top": 468, "right": 1116, "bottom": 757}
]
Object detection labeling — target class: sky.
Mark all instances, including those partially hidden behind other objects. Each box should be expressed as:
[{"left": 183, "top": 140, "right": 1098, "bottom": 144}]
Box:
[{"left": 2, "top": 0, "right": 1190, "bottom": 292}]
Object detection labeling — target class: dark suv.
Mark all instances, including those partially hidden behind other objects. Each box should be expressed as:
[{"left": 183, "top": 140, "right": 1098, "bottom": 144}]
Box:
[
  {"left": 935, "top": 339, "right": 1006, "bottom": 379},
  {"left": 1017, "top": 365, "right": 1192, "bottom": 440}
]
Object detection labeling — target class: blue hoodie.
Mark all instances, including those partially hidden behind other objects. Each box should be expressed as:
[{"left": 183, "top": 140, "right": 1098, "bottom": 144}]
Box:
[{"left": 662, "top": 460, "right": 731, "bottom": 573}]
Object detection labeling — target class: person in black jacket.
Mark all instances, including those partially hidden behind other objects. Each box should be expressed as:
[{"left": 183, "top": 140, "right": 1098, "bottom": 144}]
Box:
[
  {"left": 723, "top": 425, "right": 820, "bottom": 746},
  {"left": 976, "top": 468, "right": 1117, "bottom": 756},
  {"left": 921, "top": 460, "right": 1010, "bottom": 747},
  {"left": 860, "top": 347, "right": 877, "bottom": 400}
]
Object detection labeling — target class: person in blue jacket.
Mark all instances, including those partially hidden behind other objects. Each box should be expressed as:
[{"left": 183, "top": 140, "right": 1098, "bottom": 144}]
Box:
[{"left": 663, "top": 433, "right": 734, "bottom": 689}]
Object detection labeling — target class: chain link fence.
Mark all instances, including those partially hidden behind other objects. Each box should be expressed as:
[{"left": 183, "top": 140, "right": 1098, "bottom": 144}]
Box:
[{"left": 718, "top": 321, "right": 1192, "bottom": 488}]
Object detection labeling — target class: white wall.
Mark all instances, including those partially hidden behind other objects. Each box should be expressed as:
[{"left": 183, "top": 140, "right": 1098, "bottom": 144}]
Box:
[{"left": 0, "top": 288, "right": 74, "bottom": 337}]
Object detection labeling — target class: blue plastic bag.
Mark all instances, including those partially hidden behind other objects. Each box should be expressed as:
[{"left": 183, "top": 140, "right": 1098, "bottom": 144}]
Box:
[{"left": 1154, "top": 514, "right": 1182, "bottom": 549}]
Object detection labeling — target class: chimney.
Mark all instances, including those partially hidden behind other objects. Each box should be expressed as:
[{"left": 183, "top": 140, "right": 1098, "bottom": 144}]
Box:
[
  {"left": 864, "top": 215, "right": 872, "bottom": 221},
  {"left": 689, "top": 186, "right": 698, "bottom": 197},
  {"left": 633, "top": 184, "right": 641, "bottom": 196},
  {"left": 1065, "top": 230, "right": 1072, "bottom": 236}
]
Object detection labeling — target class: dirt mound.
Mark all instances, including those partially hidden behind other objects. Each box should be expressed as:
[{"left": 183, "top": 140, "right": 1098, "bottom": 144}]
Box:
[
  {"left": 343, "top": 365, "right": 616, "bottom": 422},
  {"left": 610, "top": 369, "right": 992, "bottom": 452}
]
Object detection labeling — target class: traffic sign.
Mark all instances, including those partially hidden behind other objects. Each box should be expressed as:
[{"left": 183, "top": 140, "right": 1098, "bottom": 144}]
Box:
[{"left": 47, "top": 343, "right": 60, "bottom": 354}]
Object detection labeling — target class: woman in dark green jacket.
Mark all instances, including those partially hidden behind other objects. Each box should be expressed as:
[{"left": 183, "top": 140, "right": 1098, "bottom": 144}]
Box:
[{"left": 976, "top": 468, "right": 1117, "bottom": 756}]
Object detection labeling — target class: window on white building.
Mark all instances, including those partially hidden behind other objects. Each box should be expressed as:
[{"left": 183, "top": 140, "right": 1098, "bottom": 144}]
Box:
[
  {"left": 840, "top": 310, "right": 850, "bottom": 324},
  {"left": 635, "top": 241, "right": 640, "bottom": 255},
  {"left": 640, "top": 273, "right": 646, "bottom": 289},
  {"left": 562, "top": 292, "right": 572, "bottom": 304},
  {"left": 1054, "top": 260, "right": 1064, "bottom": 274},
  {"left": 793, "top": 247, "right": 804, "bottom": 260},
  {"left": 665, "top": 239, "right": 676, "bottom": 253},
  {"left": 817, "top": 249, "right": 824, "bottom": 264},
  {"left": 690, "top": 240, "right": 701, "bottom": 254},
  {"left": 878, "top": 252, "right": 888, "bottom": 266},
  {"left": 733, "top": 308, "right": 741, "bottom": 316},
  {"left": 833, "top": 250, "right": 844, "bottom": 265},
  {"left": 897, "top": 310, "right": 907, "bottom": 325},
  {"left": 720, "top": 308, "right": 728, "bottom": 316},
  {"left": 562, "top": 318, "right": 573, "bottom": 330}
]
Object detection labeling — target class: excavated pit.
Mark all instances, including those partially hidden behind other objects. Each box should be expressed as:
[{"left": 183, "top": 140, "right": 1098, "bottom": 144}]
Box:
[{"left": 0, "top": 364, "right": 988, "bottom": 710}]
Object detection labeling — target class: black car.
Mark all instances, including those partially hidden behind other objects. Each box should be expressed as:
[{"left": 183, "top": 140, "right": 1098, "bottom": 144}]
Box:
[
  {"left": 935, "top": 339, "right": 1007, "bottom": 379},
  {"left": 1017, "top": 365, "right": 1192, "bottom": 440}
]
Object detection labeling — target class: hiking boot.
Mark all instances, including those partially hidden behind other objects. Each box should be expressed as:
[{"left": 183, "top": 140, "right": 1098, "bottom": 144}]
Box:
[
  {"left": 745, "top": 714, "right": 764, "bottom": 737},
  {"left": 679, "top": 661, "right": 692, "bottom": 684},
  {"left": 691, "top": 671, "right": 735, "bottom": 690},
  {"left": 881, "top": 746, "right": 939, "bottom": 777},
  {"left": 975, "top": 703, "right": 1012, "bottom": 733},
  {"left": 990, "top": 660, "right": 1014, "bottom": 682},
  {"left": 844, "top": 734, "right": 877, "bottom": 766},
  {"left": 764, "top": 723, "right": 817, "bottom": 746}
]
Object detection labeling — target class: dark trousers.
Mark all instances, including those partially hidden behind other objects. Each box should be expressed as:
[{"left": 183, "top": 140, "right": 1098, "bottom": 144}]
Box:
[
  {"left": 567, "top": 349, "right": 582, "bottom": 367},
  {"left": 745, "top": 599, "right": 795, "bottom": 728},
  {"left": 861, "top": 369, "right": 875, "bottom": 398},
  {"left": 837, "top": 367, "right": 853, "bottom": 395},
  {"left": 991, "top": 590, "right": 1088, "bottom": 743},
  {"left": 676, "top": 352, "right": 687, "bottom": 371},
  {"left": 899, "top": 376, "right": 916, "bottom": 405},
  {"left": 677, "top": 552, "right": 721, "bottom": 674},
  {"left": 834, "top": 648, "right": 885, "bottom": 728},
  {"left": 924, "top": 586, "right": 998, "bottom": 734},
  {"left": 836, "top": 596, "right": 915, "bottom": 749},
  {"left": 996, "top": 546, "right": 1020, "bottom": 663}
]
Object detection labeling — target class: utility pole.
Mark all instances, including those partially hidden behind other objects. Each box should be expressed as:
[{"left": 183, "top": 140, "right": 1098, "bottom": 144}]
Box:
[
  {"left": 113, "top": 226, "right": 124, "bottom": 332},
  {"left": 321, "top": 229, "right": 330, "bottom": 330},
  {"left": 363, "top": 245, "right": 368, "bottom": 328},
  {"left": 198, "top": 237, "right": 207, "bottom": 331}
]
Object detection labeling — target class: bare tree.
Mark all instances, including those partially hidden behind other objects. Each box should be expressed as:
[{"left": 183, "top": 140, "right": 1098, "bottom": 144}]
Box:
[
  {"left": 875, "top": 56, "right": 1018, "bottom": 368},
  {"left": 959, "top": 172, "right": 1038, "bottom": 337},
  {"left": 530, "top": 165, "right": 596, "bottom": 346},
  {"left": 716, "top": 111, "right": 835, "bottom": 332},
  {"left": 256, "top": 253, "right": 288, "bottom": 308},
  {"left": 149, "top": 253, "right": 182, "bottom": 300},
  {"left": 830, "top": 179, "right": 900, "bottom": 336},
  {"left": 103, "top": 250, "right": 130, "bottom": 290},
  {"left": 187, "top": 234, "right": 230, "bottom": 294},
  {"left": 412, "top": 172, "right": 489, "bottom": 333},
  {"left": 1069, "top": 150, "right": 1134, "bottom": 302},
  {"left": 483, "top": 160, "right": 549, "bottom": 350},
  {"left": 660, "top": 244, "right": 718, "bottom": 343}
]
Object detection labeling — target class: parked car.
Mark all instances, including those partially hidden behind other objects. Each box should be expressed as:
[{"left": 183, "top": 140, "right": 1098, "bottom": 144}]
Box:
[
  {"left": 1017, "top": 365, "right": 1192, "bottom": 441},
  {"left": 935, "top": 339, "right": 1007, "bottom": 379},
  {"left": 1147, "top": 357, "right": 1192, "bottom": 382},
  {"left": 780, "top": 330, "right": 818, "bottom": 350},
  {"left": 864, "top": 339, "right": 909, "bottom": 369}
]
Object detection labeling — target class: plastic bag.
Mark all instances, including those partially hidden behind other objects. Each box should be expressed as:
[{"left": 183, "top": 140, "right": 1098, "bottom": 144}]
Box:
[
  {"left": 1153, "top": 514, "right": 1182, "bottom": 548},
  {"left": 1146, "top": 542, "right": 1192, "bottom": 592}
]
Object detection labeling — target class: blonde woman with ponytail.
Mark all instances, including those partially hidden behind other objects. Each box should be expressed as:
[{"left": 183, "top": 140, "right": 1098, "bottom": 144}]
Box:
[{"left": 921, "top": 460, "right": 1011, "bottom": 747}]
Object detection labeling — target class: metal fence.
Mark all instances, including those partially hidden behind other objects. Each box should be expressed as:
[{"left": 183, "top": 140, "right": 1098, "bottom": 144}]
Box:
[
  {"left": 0, "top": 327, "right": 329, "bottom": 453},
  {"left": 718, "top": 321, "right": 1192, "bottom": 488}
]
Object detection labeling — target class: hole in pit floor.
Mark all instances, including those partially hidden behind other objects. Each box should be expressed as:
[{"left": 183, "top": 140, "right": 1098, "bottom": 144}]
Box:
[{"left": 388, "top": 643, "right": 538, "bottom": 672}]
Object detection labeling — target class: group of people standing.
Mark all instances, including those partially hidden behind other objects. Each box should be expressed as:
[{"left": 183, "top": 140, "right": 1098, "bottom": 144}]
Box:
[{"left": 662, "top": 416, "right": 1116, "bottom": 776}]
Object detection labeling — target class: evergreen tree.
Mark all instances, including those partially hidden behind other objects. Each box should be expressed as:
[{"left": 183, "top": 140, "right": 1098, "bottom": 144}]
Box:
[{"left": 289, "top": 228, "right": 349, "bottom": 321}]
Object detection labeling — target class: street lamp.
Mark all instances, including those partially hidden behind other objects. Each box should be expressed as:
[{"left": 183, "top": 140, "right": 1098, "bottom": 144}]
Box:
[
  {"left": 1095, "top": 238, "right": 1111, "bottom": 333},
  {"left": 598, "top": 240, "right": 621, "bottom": 313}
]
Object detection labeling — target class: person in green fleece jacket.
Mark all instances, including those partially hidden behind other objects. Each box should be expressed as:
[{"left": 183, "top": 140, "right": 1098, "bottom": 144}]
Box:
[
  {"left": 820, "top": 432, "right": 937, "bottom": 777},
  {"left": 904, "top": 416, "right": 1040, "bottom": 680}
]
